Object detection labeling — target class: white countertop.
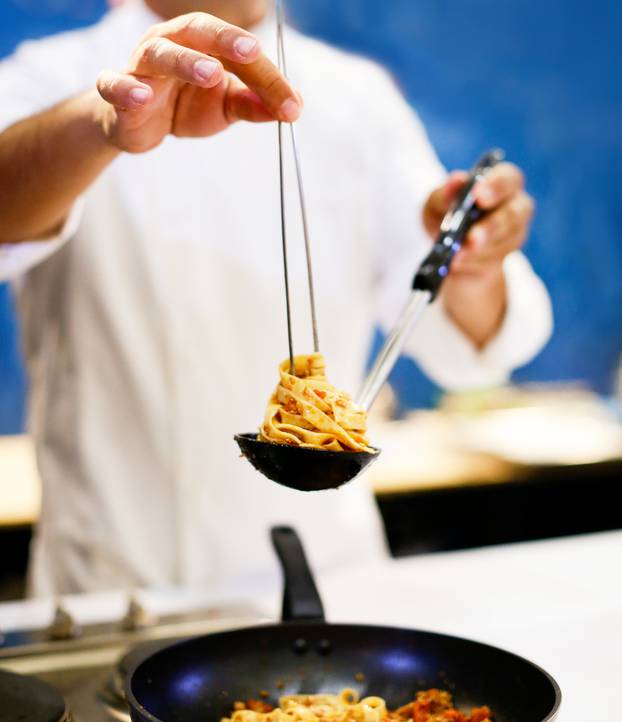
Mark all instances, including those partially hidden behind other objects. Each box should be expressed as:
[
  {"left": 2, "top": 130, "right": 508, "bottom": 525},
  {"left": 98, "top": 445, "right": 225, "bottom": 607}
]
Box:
[{"left": 1, "top": 531, "right": 619, "bottom": 721}]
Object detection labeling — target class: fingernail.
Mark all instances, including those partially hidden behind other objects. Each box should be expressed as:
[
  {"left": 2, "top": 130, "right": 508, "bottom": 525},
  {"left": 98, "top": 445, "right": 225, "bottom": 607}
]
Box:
[
  {"left": 234, "top": 36, "right": 258, "bottom": 58},
  {"left": 194, "top": 59, "right": 219, "bottom": 82},
  {"left": 129, "top": 87, "right": 150, "bottom": 104},
  {"left": 279, "top": 98, "right": 301, "bottom": 121}
]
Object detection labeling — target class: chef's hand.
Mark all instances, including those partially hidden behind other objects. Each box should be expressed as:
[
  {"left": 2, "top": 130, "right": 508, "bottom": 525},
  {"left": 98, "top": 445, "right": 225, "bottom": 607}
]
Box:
[
  {"left": 95, "top": 12, "right": 302, "bottom": 153},
  {"left": 422, "top": 163, "right": 535, "bottom": 347},
  {"left": 423, "top": 163, "right": 535, "bottom": 275}
]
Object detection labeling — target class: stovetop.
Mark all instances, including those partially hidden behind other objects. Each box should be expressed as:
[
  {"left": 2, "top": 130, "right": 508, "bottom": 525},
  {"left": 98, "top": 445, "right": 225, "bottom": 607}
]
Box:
[
  {"left": 40, "top": 662, "right": 126, "bottom": 722},
  {"left": 0, "top": 596, "right": 264, "bottom": 721}
]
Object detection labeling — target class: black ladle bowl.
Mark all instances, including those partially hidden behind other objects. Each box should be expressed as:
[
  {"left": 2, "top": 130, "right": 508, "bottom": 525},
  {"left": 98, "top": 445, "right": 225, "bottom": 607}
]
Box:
[{"left": 234, "top": 433, "right": 380, "bottom": 491}]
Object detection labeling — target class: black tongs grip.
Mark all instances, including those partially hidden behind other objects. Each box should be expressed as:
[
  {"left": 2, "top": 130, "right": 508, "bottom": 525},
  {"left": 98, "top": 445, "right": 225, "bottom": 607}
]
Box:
[{"left": 413, "top": 148, "right": 505, "bottom": 300}]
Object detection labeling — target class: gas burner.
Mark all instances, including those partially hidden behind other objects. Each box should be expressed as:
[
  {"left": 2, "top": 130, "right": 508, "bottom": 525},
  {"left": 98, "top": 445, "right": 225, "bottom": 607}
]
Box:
[{"left": 0, "top": 668, "right": 69, "bottom": 722}]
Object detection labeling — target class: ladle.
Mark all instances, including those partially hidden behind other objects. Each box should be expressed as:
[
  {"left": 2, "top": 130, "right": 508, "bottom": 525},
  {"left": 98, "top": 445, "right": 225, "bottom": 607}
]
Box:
[
  {"left": 235, "top": 5, "right": 504, "bottom": 491},
  {"left": 236, "top": 0, "right": 379, "bottom": 491}
]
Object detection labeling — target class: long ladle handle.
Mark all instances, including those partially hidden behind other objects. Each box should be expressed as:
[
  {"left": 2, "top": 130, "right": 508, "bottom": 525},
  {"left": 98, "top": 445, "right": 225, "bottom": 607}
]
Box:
[
  {"left": 271, "top": 526, "right": 326, "bottom": 622},
  {"left": 276, "top": 0, "right": 320, "bottom": 358},
  {"left": 277, "top": 94, "right": 294, "bottom": 371}
]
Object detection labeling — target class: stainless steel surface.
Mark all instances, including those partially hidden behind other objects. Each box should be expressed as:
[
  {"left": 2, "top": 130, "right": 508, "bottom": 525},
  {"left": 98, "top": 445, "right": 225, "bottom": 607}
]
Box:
[
  {"left": 0, "top": 606, "right": 258, "bottom": 660},
  {"left": 276, "top": 0, "right": 320, "bottom": 369},
  {"left": 40, "top": 663, "right": 128, "bottom": 722},
  {"left": 357, "top": 290, "right": 432, "bottom": 411},
  {"left": 0, "top": 597, "right": 263, "bottom": 721}
]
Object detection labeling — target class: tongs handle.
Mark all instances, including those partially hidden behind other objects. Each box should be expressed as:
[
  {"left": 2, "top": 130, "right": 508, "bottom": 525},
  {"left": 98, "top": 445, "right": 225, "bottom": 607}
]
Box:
[{"left": 413, "top": 148, "right": 505, "bottom": 301}]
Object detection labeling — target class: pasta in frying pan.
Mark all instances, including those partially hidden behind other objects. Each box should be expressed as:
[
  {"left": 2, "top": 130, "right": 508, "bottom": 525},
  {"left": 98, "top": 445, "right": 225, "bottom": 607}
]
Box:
[
  {"left": 259, "top": 354, "right": 373, "bottom": 452},
  {"left": 222, "top": 688, "right": 493, "bottom": 722}
]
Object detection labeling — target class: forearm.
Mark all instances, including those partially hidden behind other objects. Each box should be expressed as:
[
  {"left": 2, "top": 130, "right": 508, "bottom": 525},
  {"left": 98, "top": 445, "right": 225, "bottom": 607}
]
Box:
[
  {"left": 441, "top": 266, "right": 507, "bottom": 349},
  {"left": 0, "top": 89, "right": 118, "bottom": 244}
]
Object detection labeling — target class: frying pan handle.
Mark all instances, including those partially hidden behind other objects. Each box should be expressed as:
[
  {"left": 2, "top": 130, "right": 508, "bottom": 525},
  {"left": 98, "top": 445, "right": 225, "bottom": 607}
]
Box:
[{"left": 271, "top": 526, "right": 326, "bottom": 623}]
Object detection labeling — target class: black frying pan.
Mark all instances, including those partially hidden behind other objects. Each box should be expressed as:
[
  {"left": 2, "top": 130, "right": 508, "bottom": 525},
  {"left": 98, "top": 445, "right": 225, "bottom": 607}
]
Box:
[{"left": 127, "top": 527, "right": 561, "bottom": 722}]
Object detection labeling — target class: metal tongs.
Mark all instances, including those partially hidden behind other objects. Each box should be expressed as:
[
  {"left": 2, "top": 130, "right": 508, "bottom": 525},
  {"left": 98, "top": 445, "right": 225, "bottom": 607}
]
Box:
[{"left": 357, "top": 148, "right": 505, "bottom": 410}]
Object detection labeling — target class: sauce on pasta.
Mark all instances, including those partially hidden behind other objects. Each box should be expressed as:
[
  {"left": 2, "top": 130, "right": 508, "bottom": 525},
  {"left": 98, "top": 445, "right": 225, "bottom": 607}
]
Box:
[
  {"left": 259, "top": 354, "right": 373, "bottom": 452},
  {"left": 222, "top": 688, "right": 493, "bottom": 722}
]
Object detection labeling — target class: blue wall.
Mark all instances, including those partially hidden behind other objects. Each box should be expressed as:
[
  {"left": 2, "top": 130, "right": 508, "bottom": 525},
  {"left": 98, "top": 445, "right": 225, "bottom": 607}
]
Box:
[
  {"left": 1, "top": 0, "right": 621, "bottom": 429},
  {"left": 0, "top": 0, "right": 107, "bottom": 433}
]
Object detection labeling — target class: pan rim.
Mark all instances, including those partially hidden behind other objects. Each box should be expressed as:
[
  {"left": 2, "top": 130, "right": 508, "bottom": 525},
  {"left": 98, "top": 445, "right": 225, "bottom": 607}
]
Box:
[{"left": 125, "top": 621, "right": 562, "bottom": 722}]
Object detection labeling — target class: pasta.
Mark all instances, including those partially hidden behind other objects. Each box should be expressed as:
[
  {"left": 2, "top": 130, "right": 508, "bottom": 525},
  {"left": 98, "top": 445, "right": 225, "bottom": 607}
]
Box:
[
  {"left": 259, "top": 354, "right": 373, "bottom": 453},
  {"left": 222, "top": 688, "right": 492, "bottom": 722}
]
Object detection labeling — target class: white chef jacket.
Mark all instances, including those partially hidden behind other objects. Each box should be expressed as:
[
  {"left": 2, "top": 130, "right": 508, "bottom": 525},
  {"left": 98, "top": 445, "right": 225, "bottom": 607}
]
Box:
[{"left": 0, "top": 2, "right": 552, "bottom": 596}]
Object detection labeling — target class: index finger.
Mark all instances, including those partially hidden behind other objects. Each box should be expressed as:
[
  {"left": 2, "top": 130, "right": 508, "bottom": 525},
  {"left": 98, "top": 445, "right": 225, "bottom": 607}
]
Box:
[
  {"left": 222, "top": 56, "right": 302, "bottom": 122},
  {"left": 152, "top": 12, "right": 262, "bottom": 64},
  {"left": 152, "top": 12, "right": 302, "bottom": 122},
  {"left": 474, "top": 162, "right": 525, "bottom": 209}
]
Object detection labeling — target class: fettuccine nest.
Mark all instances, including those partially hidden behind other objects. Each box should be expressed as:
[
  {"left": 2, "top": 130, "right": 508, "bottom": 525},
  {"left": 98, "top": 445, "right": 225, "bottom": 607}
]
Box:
[{"left": 260, "top": 354, "right": 372, "bottom": 452}]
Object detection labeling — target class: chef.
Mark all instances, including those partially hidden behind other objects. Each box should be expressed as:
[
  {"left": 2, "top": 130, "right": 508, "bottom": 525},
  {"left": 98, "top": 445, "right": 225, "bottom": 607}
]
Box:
[{"left": 0, "top": 0, "right": 552, "bottom": 596}]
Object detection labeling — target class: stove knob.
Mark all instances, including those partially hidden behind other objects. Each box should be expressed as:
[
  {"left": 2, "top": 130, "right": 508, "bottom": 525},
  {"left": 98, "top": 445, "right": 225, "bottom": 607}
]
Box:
[
  {"left": 122, "top": 597, "right": 158, "bottom": 631},
  {"left": 48, "top": 603, "right": 81, "bottom": 640}
]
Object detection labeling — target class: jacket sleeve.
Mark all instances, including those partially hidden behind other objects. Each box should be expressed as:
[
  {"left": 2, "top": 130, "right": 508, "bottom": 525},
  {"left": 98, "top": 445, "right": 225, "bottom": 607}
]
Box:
[
  {"left": 369, "top": 70, "right": 553, "bottom": 390},
  {"left": 0, "top": 203, "right": 84, "bottom": 283}
]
